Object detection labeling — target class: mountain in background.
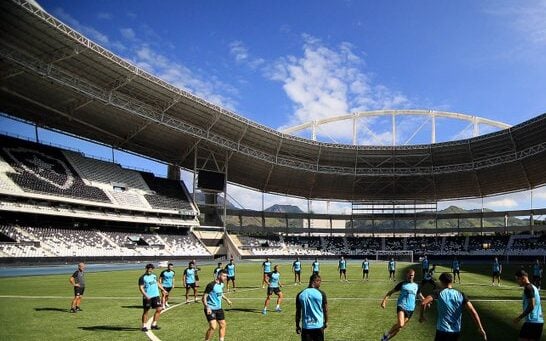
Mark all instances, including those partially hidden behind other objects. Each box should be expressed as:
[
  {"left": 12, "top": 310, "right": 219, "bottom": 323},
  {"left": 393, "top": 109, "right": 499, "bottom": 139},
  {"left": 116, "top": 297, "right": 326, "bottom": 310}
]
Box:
[{"left": 265, "top": 204, "right": 304, "bottom": 213}]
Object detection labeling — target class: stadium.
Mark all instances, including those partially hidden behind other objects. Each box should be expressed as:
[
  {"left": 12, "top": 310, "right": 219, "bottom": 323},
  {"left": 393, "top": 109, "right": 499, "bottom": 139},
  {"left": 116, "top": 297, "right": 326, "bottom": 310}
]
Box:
[{"left": 1, "top": 1, "right": 545, "bottom": 340}]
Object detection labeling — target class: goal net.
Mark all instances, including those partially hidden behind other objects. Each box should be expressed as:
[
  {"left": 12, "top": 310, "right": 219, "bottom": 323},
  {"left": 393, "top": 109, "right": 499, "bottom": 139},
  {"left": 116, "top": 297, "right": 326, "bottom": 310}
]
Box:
[{"left": 375, "top": 250, "right": 413, "bottom": 263}]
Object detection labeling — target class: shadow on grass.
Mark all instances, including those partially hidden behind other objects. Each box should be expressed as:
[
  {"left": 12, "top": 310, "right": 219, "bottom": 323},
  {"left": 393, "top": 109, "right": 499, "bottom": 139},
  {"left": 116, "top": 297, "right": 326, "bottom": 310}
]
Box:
[
  {"left": 120, "top": 305, "right": 142, "bottom": 309},
  {"left": 226, "top": 307, "right": 263, "bottom": 314},
  {"left": 79, "top": 326, "right": 141, "bottom": 331},
  {"left": 34, "top": 307, "right": 69, "bottom": 312}
]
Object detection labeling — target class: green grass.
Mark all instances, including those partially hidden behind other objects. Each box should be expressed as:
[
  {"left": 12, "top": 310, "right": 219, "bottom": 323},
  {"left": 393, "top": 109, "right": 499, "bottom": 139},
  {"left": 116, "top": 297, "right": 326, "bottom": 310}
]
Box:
[{"left": 0, "top": 261, "right": 544, "bottom": 340}]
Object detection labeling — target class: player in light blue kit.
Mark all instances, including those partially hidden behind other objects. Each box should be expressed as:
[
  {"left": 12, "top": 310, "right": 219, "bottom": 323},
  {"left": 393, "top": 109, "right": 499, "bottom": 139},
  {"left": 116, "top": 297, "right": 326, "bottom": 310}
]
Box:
[
  {"left": 159, "top": 263, "right": 175, "bottom": 308},
  {"left": 338, "top": 256, "right": 348, "bottom": 281},
  {"left": 262, "top": 257, "right": 272, "bottom": 288},
  {"left": 312, "top": 258, "right": 320, "bottom": 275},
  {"left": 184, "top": 261, "right": 198, "bottom": 303},
  {"left": 421, "top": 256, "right": 429, "bottom": 277},
  {"left": 451, "top": 258, "right": 461, "bottom": 284},
  {"left": 263, "top": 264, "right": 283, "bottom": 314},
  {"left": 296, "top": 274, "right": 328, "bottom": 341},
  {"left": 388, "top": 258, "right": 396, "bottom": 281},
  {"left": 203, "top": 270, "right": 232, "bottom": 341},
  {"left": 492, "top": 257, "right": 502, "bottom": 286},
  {"left": 514, "top": 269, "right": 543, "bottom": 341},
  {"left": 362, "top": 258, "right": 370, "bottom": 281},
  {"left": 380, "top": 269, "right": 424, "bottom": 340},
  {"left": 420, "top": 273, "right": 487, "bottom": 341},
  {"left": 293, "top": 257, "right": 302, "bottom": 285},
  {"left": 138, "top": 263, "right": 167, "bottom": 332},
  {"left": 225, "top": 259, "right": 236, "bottom": 292}
]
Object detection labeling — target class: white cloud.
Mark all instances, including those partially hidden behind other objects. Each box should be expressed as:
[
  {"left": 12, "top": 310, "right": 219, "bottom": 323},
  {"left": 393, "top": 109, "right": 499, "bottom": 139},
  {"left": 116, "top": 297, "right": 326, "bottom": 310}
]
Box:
[
  {"left": 269, "top": 35, "right": 411, "bottom": 140},
  {"left": 229, "top": 41, "right": 265, "bottom": 69},
  {"left": 120, "top": 28, "right": 136, "bottom": 41},
  {"left": 485, "top": 198, "right": 518, "bottom": 209},
  {"left": 132, "top": 45, "right": 239, "bottom": 109},
  {"left": 486, "top": 1, "right": 546, "bottom": 47},
  {"left": 54, "top": 8, "right": 110, "bottom": 45}
]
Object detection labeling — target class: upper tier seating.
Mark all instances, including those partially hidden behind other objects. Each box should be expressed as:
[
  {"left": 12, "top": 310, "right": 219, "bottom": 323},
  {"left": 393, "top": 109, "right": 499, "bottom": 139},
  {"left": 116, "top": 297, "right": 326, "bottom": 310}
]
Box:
[
  {"left": 0, "top": 135, "right": 110, "bottom": 203},
  {"left": 140, "top": 172, "right": 193, "bottom": 211}
]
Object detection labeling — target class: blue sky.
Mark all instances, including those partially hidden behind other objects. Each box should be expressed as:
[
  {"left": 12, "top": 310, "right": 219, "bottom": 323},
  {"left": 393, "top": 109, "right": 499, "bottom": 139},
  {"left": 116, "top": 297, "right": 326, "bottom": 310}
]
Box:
[{"left": 2, "top": 0, "right": 546, "bottom": 212}]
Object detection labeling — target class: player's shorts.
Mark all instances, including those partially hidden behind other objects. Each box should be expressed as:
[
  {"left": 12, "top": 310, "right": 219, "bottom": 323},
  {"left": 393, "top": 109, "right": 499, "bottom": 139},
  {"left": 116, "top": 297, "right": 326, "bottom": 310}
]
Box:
[
  {"left": 143, "top": 296, "right": 162, "bottom": 310},
  {"left": 313, "top": 271, "right": 319, "bottom": 276},
  {"left": 73, "top": 287, "right": 85, "bottom": 296},
  {"left": 204, "top": 308, "right": 225, "bottom": 321},
  {"left": 301, "top": 328, "right": 324, "bottom": 341},
  {"left": 389, "top": 270, "right": 395, "bottom": 274},
  {"left": 397, "top": 306, "right": 414, "bottom": 319},
  {"left": 227, "top": 276, "right": 235, "bottom": 281},
  {"left": 363, "top": 269, "right": 369, "bottom": 274},
  {"left": 492, "top": 271, "right": 500, "bottom": 277},
  {"left": 294, "top": 270, "right": 301, "bottom": 275},
  {"left": 186, "top": 282, "right": 196, "bottom": 289},
  {"left": 519, "top": 322, "right": 543, "bottom": 339},
  {"left": 339, "top": 269, "right": 346, "bottom": 274},
  {"left": 434, "top": 330, "right": 460, "bottom": 341},
  {"left": 453, "top": 270, "right": 460, "bottom": 274},
  {"left": 163, "top": 286, "right": 173, "bottom": 293},
  {"left": 267, "top": 287, "right": 281, "bottom": 296},
  {"left": 264, "top": 272, "right": 272, "bottom": 279},
  {"left": 533, "top": 275, "right": 542, "bottom": 281}
]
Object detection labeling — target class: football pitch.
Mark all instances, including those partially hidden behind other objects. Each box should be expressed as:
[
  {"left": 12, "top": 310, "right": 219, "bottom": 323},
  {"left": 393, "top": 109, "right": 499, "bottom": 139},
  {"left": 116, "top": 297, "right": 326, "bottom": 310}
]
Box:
[{"left": 0, "top": 261, "right": 544, "bottom": 340}]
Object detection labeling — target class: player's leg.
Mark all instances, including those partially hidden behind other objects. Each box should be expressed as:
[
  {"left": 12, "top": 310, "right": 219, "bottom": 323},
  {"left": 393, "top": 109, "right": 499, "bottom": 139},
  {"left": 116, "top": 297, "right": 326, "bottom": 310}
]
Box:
[
  {"left": 193, "top": 285, "right": 198, "bottom": 302},
  {"left": 141, "top": 306, "right": 150, "bottom": 330},
  {"left": 218, "top": 319, "right": 227, "bottom": 340},
  {"left": 232, "top": 278, "right": 236, "bottom": 291},
  {"left": 151, "top": 305, "right": 162, "bottom": 329},
  {"left": 185, "top": 286, "right": 190, "bottom": 303},
  {"left": 387, "top": 311, "right": 408, "bottom": 339},
  {"left": 205, "top": 319, "right": 218, "bottom": 341},
  {"left": 263, "top": 292, "right": 272, "bottom": 314},
  {"left": 275, "top": 291, "right": 283, "bottom": 311}
]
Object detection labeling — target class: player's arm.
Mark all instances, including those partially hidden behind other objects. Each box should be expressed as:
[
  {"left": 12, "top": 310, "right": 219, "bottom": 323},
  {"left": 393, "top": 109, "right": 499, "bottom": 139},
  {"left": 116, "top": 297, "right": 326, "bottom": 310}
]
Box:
[
  {"left": 157, "top": 281, "right": 167, "bottom": 295},
  {"left": 183, "top": 270, "right": 187, "bottom": 286},
  {"left": 221, "top": 293, "right": 232, "bottom": 306},
  {"left": 202, "top": 282, "right": 213, "bottom": 314},
  {"left": 381, "top": 282, "right": 401, "bottom": 308},
  {"left": 159, "top": 271, "right": 164, "bottom": 285},
  {"left": 295, "top": 292, "right": 302, "bottom": 334},
  {"left": 465, "top": 301, "right": 487, "bottom": 340},
  {"left": 322, "top": 290, "right": 329, "bottom": 329},
  {"left": 419, "top": 294, "right": 434, "bottom": 322},
  {"left": 514, "top": 286, "right": 536, "bottom": 323},
  {"left": 138, "top": 277, "right": 149, "bottom": 300},
  {"left": 69, "top": 271, "right": 79, "bottom": 287}
]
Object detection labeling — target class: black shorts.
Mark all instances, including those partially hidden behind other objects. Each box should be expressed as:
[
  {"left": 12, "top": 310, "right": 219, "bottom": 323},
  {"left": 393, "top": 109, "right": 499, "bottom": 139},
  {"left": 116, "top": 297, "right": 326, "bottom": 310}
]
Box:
[
  {"left": 204, "top": 308, "right": 225, "bottom": 321},
  {"left": 519, "top": 322, "right": 543, "bottom": 339},
  {"left": 301, "top": 328, "right": 324, "bottom": 341},
  {"left": 453, "top": 270, "right": 460, "bottom": 274},
  {"left": 264, "top": 272, "right": 272, "bottom": 279},
  {"left": 389, "top": 270, "right": 395, "bottom": 274},
  {"left": 267, "top": 287, "right": 281, "bottom": 296},
  {"left": 227, "top": 276, "right": 235, "bottom": 281},
  {"left": 294, "top": 270, "right": 301, "bottom": 275},
  {"left": 363, "top": 269, "right": 369, "bottom": 274},
  {"left": 339, "top": 269, "right": 346, "bottom": 274},
  {"left": 186, "top": 283, "right": 196, "bottom": 289},
  {"left": 313, "top": 271, "right": 319, "bottom": 276},
  {"left": 143, "top": 296, "right": 162, "bottom": 310},
  {"left": 533, "top": 275, "right": 542, "bottom": 281},
  {"left": 164, "top": 286, "right": 173, "bottom": 293},
  {"left": 73, "top": 287, "right": 85, "bottom": 296},
  {"left": 492, "top": 271, "right": 500, "bottom": 277},
  {"left": 397, "top": 306, "right": 414, "bottom": 319},
  {"left": 434, "top": 330, "right": 460, "bottom": 341}
]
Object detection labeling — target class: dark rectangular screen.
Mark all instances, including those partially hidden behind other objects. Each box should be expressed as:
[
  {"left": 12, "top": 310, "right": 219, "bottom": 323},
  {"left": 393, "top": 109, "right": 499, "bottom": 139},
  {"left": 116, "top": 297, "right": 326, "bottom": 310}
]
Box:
[{"left": 197, "top": 170, "right": 225, "bottom": 191}]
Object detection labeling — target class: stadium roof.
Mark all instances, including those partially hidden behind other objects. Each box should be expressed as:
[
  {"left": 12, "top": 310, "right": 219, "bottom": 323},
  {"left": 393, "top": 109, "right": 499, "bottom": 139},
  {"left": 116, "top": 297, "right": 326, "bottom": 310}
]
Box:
[{"left": 1, "top": 0, "right": 546, "bottom": 201}]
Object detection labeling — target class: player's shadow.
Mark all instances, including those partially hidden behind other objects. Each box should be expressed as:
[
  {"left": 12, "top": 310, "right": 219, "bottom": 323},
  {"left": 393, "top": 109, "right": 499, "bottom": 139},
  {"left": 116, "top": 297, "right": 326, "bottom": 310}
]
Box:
[
  {"left": 226, "top": 307, "right": 263, "bottom": 314},
  {"left": 120, "top": 305, "right": 142, "bottom": 309},
  {"left": 34, "top": 307, "right": 69, "bottom": 312},
  {"left": 79, "top": 326, "right": 141, "bottom": 331}
]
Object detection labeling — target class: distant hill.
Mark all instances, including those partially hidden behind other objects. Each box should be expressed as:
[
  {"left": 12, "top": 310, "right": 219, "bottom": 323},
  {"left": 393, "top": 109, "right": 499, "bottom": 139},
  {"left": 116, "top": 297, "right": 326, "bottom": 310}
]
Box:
[{"left": 265, "top": 204, "right": 304, "bottom": 213}]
